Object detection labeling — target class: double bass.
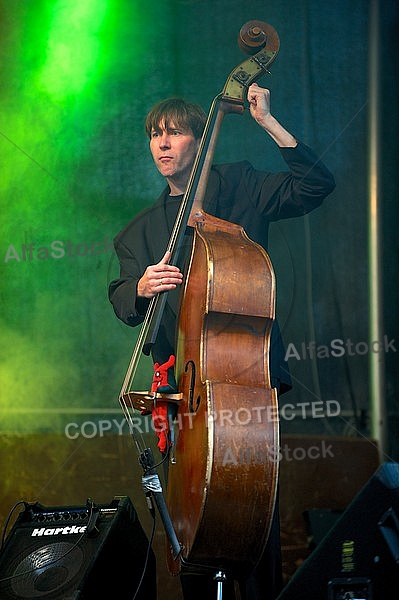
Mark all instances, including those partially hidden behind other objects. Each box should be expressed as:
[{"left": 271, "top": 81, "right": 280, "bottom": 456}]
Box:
[{"left": 119, "top": 19, "right": 281, "bottom": 590}]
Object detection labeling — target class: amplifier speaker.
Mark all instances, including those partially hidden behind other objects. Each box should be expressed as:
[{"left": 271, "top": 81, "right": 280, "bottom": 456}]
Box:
[
  {"left": 0, "top": 495, "right": 156, "bottom": 599},
  {"left": 277, "top": 462, "right": 399, "bottom": 600}
]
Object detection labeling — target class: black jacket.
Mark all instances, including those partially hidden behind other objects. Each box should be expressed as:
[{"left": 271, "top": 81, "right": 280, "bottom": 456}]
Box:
[{"left": 109, "top": 141, "right": 335, "bottom": 394}]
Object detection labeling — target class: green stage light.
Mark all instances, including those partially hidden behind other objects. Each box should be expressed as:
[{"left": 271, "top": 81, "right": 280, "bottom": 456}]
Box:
[{"left": 37, "top": 0, "right": 109, "bottom": 99}]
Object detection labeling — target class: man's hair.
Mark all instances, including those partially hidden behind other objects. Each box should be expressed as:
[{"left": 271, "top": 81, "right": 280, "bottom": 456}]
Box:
[{"left": 145, "top": 98, "right": 207, "bottom": 140}]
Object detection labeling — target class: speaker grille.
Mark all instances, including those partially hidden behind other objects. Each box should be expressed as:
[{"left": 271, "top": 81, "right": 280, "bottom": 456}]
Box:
[{"left": 9, "top": 542, "right": 83, "bottom": 598}]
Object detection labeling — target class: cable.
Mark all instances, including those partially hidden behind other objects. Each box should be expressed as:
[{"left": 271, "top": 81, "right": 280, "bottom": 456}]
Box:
[
  {"left": 0, "top": 500, "right": 26, "bottom": 551},
  {"left": 131, "top": 509, "right": 156, "bottom": 600}
]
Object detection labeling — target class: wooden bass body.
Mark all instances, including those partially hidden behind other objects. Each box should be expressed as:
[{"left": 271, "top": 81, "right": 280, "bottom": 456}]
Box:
[{"left": 166, "top": 212, "right": 279, "bottom": 577}]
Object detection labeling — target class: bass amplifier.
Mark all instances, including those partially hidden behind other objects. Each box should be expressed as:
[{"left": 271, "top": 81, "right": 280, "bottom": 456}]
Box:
[{"left": 0, "top": 496, "right": 156, "bottom": 599}]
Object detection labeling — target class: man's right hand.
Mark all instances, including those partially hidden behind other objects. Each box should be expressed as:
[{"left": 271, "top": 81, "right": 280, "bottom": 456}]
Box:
[{"left": 137, "top": 250, "right": 183, "bottom": 298}]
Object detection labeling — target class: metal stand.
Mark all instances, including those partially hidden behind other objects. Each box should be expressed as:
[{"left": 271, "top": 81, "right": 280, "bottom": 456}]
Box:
[
  {"left": 140, "top": 449, "right": 233, "bottom": 600},
  {"left": 139, "top": 447, "right": 181, "bottom": 560},
  {"left": 214, "top": 570, "right": 228, "bottom": 600}
]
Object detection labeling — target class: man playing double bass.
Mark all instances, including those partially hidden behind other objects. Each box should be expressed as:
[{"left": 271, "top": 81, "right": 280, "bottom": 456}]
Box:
[{"left": 109, "top": 82, "right": 335, "bottom": 599}]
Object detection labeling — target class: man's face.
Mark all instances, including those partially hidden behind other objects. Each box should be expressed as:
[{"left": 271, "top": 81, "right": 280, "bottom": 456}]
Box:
[{"left": 149, "top": 119, "right": 200, "bottom": 189}]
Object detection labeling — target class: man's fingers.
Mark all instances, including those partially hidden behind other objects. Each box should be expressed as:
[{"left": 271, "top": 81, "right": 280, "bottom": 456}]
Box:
[
  {"left": 157, "top": 250, "right": 182, "bottom": 276},
  {"left": 160, "top": 250, "right": 172, "bottom": 265}
]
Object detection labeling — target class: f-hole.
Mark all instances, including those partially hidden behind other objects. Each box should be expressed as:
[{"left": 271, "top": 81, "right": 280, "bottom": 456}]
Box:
[{"left": 185, "top": 360, "right": 200, "bottom": 413}]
